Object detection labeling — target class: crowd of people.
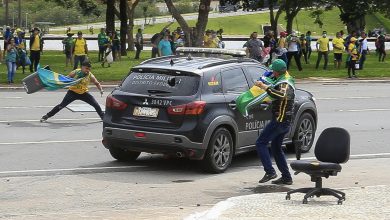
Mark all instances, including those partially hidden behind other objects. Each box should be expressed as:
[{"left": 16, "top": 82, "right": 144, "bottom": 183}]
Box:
[{"left": 242, "top": 29, "right": 387, "bottom": 79}]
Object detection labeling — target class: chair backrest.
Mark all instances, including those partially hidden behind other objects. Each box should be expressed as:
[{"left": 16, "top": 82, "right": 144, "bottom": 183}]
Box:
[{"left": 315, "top": 127, "right": 350, "bottom": 164}]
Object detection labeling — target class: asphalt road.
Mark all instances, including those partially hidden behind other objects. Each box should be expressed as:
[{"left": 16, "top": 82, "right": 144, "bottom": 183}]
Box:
[{"left": 1, "top": 81, "right": 389, "bottom": 219}]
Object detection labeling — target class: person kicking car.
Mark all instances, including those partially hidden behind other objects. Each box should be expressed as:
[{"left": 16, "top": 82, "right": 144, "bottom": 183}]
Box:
[{"left": 40, "top": 61, "right": 104, "bottom": 122}]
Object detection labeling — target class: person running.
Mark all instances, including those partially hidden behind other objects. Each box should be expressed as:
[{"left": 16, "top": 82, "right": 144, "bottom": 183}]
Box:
[
  {"left": 72, "top": 31, "right": 88, "bottom": 70},
  {"left": 29, "top": 27, "right": 43, "bottom": 73},
  {"left": 347, "top": 37, "right": 359, "bottom": 79},
  {"left": 62, "top": 32, "right": 74, "bottom": 67},
  {"left": 255, "top": 59, "right": 295, "bottom": 185},
  {"left": 315, "top": 31, "right": 330, "bottom": 70},
  {"left": 332, "top": 32, "right": 344, "bottom": 69},
  {"left": 40, "top": 61, "right": 104, "bottom": 122}
]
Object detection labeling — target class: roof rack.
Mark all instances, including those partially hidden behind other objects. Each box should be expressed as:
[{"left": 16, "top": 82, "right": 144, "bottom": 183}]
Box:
[
  {"left": 176, "top": 47, "right": 247, "bottom": 57},
  {"left": 140, "top": 55, "right": 177, "bottom": 65},
  {"left": 199, "top": 58, "right": 259, "bottom": 69}
]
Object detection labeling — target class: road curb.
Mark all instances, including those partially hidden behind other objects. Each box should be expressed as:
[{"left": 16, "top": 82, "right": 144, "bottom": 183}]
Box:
[{"left": 1, "top": 79, "right": 390, "bottom": 91}]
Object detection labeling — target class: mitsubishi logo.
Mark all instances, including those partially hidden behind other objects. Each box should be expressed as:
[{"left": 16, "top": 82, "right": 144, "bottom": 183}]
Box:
[{"left": 142, "top": 98, "right": 149, "bottom": 105}]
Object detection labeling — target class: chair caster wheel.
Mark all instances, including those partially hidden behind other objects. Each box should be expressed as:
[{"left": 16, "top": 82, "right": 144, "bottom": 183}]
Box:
[
  {"left": 337, "top": 200, "right": 343, "bottom": 205},
  {"left": 302, "top": 199, "right": 308, "bottom": 204},
  {"left": 286, "top": 195, "right": 291, "bottom": 200},
  {"left": 341, "top": 196, "right": 346, "bottom": 201}
]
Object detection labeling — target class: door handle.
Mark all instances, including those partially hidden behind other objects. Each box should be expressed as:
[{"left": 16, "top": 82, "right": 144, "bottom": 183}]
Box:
[
  {"left": 260, "top": 103, "right": 270, "bottom": 110},
  {"left": 228, "top": 101, "right": 237, "bottom": 110}
]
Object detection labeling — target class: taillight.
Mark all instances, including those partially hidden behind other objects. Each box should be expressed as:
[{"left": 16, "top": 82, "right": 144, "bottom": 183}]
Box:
[
  {"left": 168, "top": 101, "right": 206, "bottom": 115},
  {"left": 106, "top": 95, "right": 128, "bottom": 110}
]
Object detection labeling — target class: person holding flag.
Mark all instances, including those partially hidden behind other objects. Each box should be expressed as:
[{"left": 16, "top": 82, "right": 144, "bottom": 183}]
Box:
[
  {"left": 254, "top": 59, "right": 295, "bottom": 185},
  {"left": 40, "top": 61, "right": 104, "bottom": 122}
]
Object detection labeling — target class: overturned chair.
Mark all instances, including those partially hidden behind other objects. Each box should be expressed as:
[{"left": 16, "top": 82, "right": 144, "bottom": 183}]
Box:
[{"left": 286, "top": 127, "right": 350, "bottom": 204}]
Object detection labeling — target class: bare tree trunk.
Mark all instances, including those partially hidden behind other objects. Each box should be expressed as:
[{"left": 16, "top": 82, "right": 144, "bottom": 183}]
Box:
[
  {"left": 127, "top": 0, "right": 140, "bottom": 51},
  {"left": 120, "top": 0, "right": 128, "bottom": 56},
  {"left": 5, "top": 0, "right": 9, "bottom": 26},
  {"left": 164, "top": 0, "right": 191, "bottom": 45},
  {"left": 106, "top": 0, "right": 115, "bottom": 33},
  {"left": 194, "top": 0, "right": 211, "bottom": 46},
  {"left": 269, "top": 1, "right": 283, "bottom": 37},
  {"left": 18, "top": 0, "right": 22, "bottom": 27}
]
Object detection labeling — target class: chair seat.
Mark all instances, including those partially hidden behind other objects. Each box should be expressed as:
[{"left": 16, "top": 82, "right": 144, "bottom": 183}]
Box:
[{"left": 291, "top": 160, "right": 342, "bottom": 173}]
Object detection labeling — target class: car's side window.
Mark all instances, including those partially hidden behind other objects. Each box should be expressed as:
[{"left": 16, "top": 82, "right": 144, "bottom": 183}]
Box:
[
  {"left": 204, "top": 72, "right": 223, "bottom": 94},
  {"left": 246, "top": 66, "right": 267, "bottom": 84},
  {"left": 221, "top": 68, "right": 249, "bottom": 94}
]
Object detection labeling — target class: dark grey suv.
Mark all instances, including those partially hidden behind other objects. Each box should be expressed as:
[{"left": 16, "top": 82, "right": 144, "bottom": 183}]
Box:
[{"left": 102, "top": 48, "right": 317, "bottom": 173}]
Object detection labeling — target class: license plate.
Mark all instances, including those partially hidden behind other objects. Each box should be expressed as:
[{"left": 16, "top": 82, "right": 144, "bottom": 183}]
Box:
[{"left": 133, "top": 106, "right": 159, "bottom": 118}]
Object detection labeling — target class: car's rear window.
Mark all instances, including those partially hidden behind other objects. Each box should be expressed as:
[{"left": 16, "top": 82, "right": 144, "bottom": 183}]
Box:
[{"left": 121, "top": 71, "right": 200, "bottom": 96}]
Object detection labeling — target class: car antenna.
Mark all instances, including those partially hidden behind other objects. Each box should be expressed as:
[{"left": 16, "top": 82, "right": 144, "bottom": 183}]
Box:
[{"left": 170, "top": 59, "right": 174, "bottom": 66}]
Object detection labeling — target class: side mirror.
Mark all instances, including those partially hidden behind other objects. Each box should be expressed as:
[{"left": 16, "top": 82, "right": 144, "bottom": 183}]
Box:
[{"left": 168, "top": 77, "right": 176, "bottom": 87}]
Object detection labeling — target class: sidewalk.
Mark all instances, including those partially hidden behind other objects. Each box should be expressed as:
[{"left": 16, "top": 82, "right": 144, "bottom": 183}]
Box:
[{"left": 185, "top": 157, "right": 390, "bottom": 220}]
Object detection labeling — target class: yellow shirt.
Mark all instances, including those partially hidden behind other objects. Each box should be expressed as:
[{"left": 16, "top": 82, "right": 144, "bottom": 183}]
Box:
[
  {"left": 348, "top": 43, "right": 358, "bottom": 61},
  {"left": 73, "top": 38, "right": 87, "bottom": 55},
  {"left": 278, "top": 37, "right": 286, "bottom": 48},
  {"left": 209, "top": 38, "right": 219, "bottom": 48},
  {"left": 332, "top": 37, "right": 344, "bottom": 54},
  {"left": 203, "top": 35, "right": 211, "bottom": 48},
  {"left": 69, "top": 70, "right": 93, "bottom": 94},
  {"left": 31, "top": 35, "right": 40, "bottom": 51},
  {"left": 317, "top": 37, "right": 329, "bottom": 52}
]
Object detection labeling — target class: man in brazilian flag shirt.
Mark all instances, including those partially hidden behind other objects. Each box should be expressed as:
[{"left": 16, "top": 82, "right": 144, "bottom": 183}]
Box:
[
  {"left": 40, "top": 61, "right": 104, "bottom": 122},
  {"left": 255, "top": 59, "right": 295, "bottom": 185}
]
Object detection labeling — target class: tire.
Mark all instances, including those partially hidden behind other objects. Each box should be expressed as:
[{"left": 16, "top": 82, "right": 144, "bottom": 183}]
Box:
[
  {"left": 109, "top": 147, "right": 141, "bottom": 162},
  {"left": 288, "top": 113, "right": 316, "bottom": 153},
  {"left": 201, "top": 127, "right": 234, "bottom": 173}
]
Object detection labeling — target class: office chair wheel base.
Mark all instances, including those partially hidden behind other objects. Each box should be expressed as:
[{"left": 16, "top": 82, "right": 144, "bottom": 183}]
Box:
[
  {"left": 337, "top": 200, "right": 343, "bottom": 205},
  {"left": 302, "top": 199, "right": 308, "bottom": 204},
  {"left": 286, "top": 195, "right": 291, "bottom": 200}
]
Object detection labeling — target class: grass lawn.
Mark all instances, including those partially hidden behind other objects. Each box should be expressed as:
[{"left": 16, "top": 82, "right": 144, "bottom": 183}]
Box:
[
  {"left": 1, "top": 50, "right": 389, "bottom": 85},
  {"left": 51, "top": 9, "right": 390, "bottom": 37}
]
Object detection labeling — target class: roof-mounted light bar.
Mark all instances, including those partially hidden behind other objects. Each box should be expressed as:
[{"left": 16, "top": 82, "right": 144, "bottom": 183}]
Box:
[{"left": 176, "top": 47, "right": 247, "bottom": 57}]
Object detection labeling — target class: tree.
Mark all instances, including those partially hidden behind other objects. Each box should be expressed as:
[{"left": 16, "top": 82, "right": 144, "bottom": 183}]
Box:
[
  {"left": 266, "top": 0, "right": 284, "bottom": 37},
  {"left": 164, "top": 0, "right": 211, "bottom": 47},
  {"left": 106, "top": 0, "right": 115, "bottom": 33},
  {"left": 282, "top": 0, "right": 314, "bottom": 34},
  {"left": 127, "top": 0, "right": 141, "bottom": 51}
]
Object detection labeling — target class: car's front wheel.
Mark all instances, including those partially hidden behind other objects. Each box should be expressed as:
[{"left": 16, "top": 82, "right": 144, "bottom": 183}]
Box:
[
  {"left": 109, "top": 147, "right": 141, "bottom": 162},
  {"left": 202, "top": 127, "right": 234, "bottom": 173},
  {"left": 288, "top": 113, "right": 316, "bottom": 153}
]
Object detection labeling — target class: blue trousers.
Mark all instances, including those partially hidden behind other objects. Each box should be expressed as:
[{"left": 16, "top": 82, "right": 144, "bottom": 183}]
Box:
[
  {"left": 256, "top": 119, "right": 292, "bottom": 180},
  {"left": 7, "top": 61, "right": 16, "bottom": 82}
]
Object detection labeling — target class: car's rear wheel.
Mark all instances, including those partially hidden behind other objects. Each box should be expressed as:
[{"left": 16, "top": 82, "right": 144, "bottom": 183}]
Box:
[
  {"left": 109, "top": 147, "right": 141, "bottom": 162},
  {"left": 288, "top": 113, "right": 315, "bottom": 153},
  {"left": 202, "top": 127, "right": 234, "bottom": 173}
]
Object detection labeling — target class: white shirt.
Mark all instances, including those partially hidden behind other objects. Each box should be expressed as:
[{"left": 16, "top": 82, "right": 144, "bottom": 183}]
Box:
[
  {"left": 288, "top": 41, "right": 299, "bottom": 52},
  {"left": 361, "top": 38, "right": 368, "bottom": 51}
]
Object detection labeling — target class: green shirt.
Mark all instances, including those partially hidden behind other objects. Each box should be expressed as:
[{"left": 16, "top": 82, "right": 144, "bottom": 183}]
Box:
[{"left": 98, "top": 33, "right": 108, "bottom": 46}]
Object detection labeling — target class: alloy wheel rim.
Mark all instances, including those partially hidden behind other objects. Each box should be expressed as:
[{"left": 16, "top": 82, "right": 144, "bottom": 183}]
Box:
[
  {"left": 212, "top": 133, "right": 231, "bottom": 168},
  {"left": 298, "top": 118, "right": 313, "bottom": 150}
]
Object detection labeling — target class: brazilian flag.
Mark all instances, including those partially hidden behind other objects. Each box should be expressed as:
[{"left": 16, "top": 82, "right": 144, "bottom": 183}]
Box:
[
  {"left": 37, "top": 67, "right": 84, "bottom": 91},
  {"left": 236, "top": 72, "right": 295, "bottom": 117}
]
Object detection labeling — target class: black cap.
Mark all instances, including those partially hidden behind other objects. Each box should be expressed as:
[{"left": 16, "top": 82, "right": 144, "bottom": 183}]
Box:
[
  {"left": 82, "top": 61, "right": 91, "bottom": 68},
  {"left": 77, "top": 31, "right": 83, "bottom": 35},
  {"left": 33, "top": 27, "right": 40, "bottom": 32}
]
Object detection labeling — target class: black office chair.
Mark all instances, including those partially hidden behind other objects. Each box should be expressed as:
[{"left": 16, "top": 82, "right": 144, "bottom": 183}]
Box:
[{"left": 286, "top": 127, "right": 350, "bottom": 204}]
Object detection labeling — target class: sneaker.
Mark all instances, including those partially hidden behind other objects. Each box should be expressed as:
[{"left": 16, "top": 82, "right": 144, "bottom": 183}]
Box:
[
  {"left": 258, "top": 173, "right": 277, "bottom": 183},
  {"left": 40, "top": 115, "right": 49, "bottom": 122},
  {"left": 352, "top": 75, "right": 358, "bottom": 79},
  {"left": 271, "top": 177, "right": 293, "bottom": 185}
]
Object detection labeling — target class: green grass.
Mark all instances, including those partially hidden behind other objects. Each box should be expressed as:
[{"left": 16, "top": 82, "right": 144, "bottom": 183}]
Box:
[
  {"left": 1, "top": 50, "right": 389, "bottom": 85},
  {"left": 51, "top": 9, "right": 390, "bottom": 36},
  {"left": 0, "top": 50, "right": 150, "bottom": 84}
]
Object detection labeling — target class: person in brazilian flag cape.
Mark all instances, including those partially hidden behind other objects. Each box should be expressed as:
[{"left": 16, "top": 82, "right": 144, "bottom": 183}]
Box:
[
  {"left": 40, "top": 61, "right": 105, "bottom": 122},
  {"left": 253, "top": 59, "right": 296, "bottom": 185}
]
